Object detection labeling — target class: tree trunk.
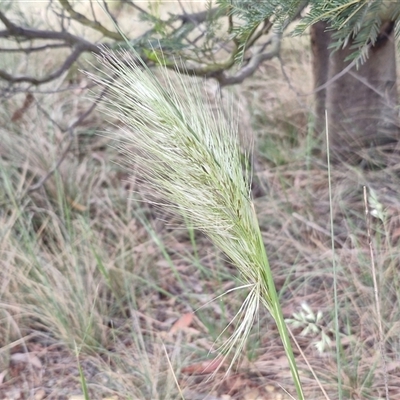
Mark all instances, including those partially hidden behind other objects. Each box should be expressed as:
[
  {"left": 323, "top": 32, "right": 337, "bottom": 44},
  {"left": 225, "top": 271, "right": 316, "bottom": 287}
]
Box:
[{"left": 311, "top": 21, "right": 400, "bottom": 163}]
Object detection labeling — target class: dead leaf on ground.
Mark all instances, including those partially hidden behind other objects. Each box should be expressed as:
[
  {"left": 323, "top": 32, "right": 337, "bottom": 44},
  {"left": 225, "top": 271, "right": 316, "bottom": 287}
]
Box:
[
  {"left": 181, "top": 356, "right": 224, "bottom": 374},
  {"left": 169, "top": 312, "right": 194, "bottom": 334},
  {"left": 10, "top": 353, "right": 42, "bottom": 369},
  {"left": 0, "top": 369, "right": 7, "bottom": 385},
  {"left": 67, "top": 195, "right": 87, "bottom": 212},
  {"left": 11, "top": 93, "right": 34, "bottom": 122},
  {"left": 243, "top": 388, "right": 263, "bottom": 400},
  {"left": 386, "top": 360, "right": 400, "bottom": 372},
  {"left": 34, "top": 389, "right": 46, "bottom": 400}
]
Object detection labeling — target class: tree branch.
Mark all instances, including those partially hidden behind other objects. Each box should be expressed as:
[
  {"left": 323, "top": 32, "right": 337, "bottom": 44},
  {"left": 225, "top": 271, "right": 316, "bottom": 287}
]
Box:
[
  {"left": 176, "top": 7, "right": 223, "bottom": 25},
  {"left": 211, "top": 0, "right": 308, "bottom": 87},
  {"left": 0, "top": 1, "right": 296, "bottom": 90},
  {"left": 215, "top": 33, "right": 282, "bottom": 87},
  {"left": 0, "top": 43, "right": 97, "bottom": 85},
  {"left": 0, "top": 11, "right": 99, "bottom": 51},
  {"left": 0, "top": 43, "right": 68, "bottom": 53},
  {"left": 57, "top": 0, "right": 123, "bottom": 41}
]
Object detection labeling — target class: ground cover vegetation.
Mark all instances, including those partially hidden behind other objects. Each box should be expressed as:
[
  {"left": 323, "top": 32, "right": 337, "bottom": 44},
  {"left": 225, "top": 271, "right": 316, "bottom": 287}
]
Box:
[{"left": 1, "top": 1, "right": 400, "bottom": 399}]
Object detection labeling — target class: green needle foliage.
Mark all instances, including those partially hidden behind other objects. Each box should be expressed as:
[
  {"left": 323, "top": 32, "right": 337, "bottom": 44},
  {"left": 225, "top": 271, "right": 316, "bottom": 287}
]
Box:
[
  {"left": 223, "top": 0, "right": 400, "bottom": 65},
  {"left": 87, "top": 48, "right": 305, "bottom": 399},
  {"left": 296, "top": 0, "right": 400, "bottom": 63}
]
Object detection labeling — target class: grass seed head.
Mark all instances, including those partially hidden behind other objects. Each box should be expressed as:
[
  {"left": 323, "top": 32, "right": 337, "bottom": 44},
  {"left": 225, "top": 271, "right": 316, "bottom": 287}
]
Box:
[{"left": 87, "top": 48, "right": 279, "bottom": 370}]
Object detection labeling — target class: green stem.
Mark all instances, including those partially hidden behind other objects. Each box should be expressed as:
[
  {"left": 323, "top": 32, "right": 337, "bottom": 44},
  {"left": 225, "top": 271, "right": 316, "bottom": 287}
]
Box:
[{"left": 256, "top": 220, "right": 305, "bottom": 400}]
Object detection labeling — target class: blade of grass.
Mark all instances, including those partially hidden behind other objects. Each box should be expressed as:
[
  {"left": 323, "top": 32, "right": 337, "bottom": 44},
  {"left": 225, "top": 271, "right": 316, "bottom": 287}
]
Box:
[
  {"left": 363, "top": 186, "right": 389, "bottom": 400},
  {"left": 326, "top": 110, "right": 342, "bottom": 400},
  {"left": 76, "top": 343, "right": 90, "bottom": 400}
]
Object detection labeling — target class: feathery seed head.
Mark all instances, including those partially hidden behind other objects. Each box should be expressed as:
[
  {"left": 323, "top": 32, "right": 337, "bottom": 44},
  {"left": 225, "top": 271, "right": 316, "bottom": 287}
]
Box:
[{"left": 87, "top": 48, "right": 283, "bottom": 371}]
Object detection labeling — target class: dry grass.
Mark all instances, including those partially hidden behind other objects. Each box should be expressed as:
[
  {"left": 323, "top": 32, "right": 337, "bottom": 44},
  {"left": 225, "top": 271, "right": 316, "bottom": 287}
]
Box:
[{"left": 1, "top": 2, "right": 400, "bottom": 400}]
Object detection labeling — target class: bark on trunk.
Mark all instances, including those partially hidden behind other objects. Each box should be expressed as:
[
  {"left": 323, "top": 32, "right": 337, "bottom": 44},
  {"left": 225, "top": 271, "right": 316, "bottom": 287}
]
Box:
[{"left": 311, "top": 21, "right": 400, "bottom": 163}]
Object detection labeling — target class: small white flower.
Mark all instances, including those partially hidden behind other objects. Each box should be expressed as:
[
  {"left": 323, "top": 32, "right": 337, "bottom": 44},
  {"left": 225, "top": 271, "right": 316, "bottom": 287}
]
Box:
[
  {"left": 368, "top": 188, "right": 385, "bottom": 222},
  {"left": 286, "top": 303, "right": 330, "bottom": 354}
]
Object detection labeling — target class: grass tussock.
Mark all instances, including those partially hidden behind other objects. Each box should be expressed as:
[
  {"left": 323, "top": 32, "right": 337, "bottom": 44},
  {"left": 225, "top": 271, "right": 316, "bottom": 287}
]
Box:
[{"left": 1, "top": 7, "right": 400, "bottom": 400}]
